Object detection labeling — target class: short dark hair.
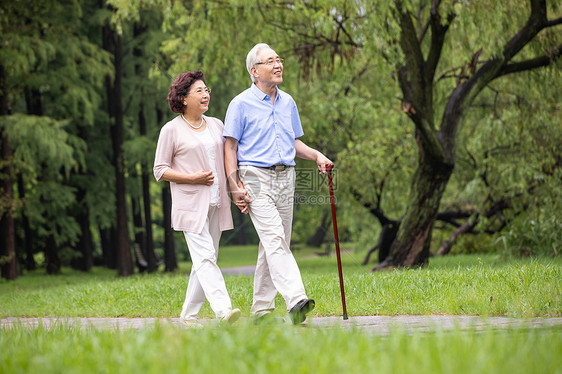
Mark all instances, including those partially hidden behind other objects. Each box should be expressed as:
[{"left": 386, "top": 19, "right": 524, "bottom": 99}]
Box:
[{"left": 167, "top": 71, "right": 205, "bottom": 113}]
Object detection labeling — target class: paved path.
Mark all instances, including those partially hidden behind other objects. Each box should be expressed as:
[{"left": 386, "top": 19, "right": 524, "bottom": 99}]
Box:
[
  {"left": 2, "top": 315, "right": 561, "bottom": 334},
  {"left": 221, "top": 265, "right": 256, "bottom": 276}
]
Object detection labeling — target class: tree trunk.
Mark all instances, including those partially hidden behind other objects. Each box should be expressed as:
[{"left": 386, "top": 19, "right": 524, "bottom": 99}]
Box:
[
  {"left": 0, "top": 64, "right": 17, "bottom": 280},
  {"left": 73, "top": 210, "right": 94, "bottom": 271},
  {"left": 362, "top": 222, "right": 400, "bottom": 265},
  {"left": 16, "top": 175, "right": 35, "bottom": 270},
  {"left": 132, "top": 196, "right": 148, "bottom": 272},
  {"left": 162, "top": 182, "right": 177, "bottom": 272},
  {"left": 24, "top": 87, "right": 63, "bottom": 275},
  {"left": 156, "top": 107, "right": 177, "bottom": 272},
  {"left": 0, "top": 139, "right": 16, "bottom": 280},
  {"left": 71, "top": 124, "right": 95, "bottom": 272},
  {"left": 71, "top": 187, "right": 93, "bottom": 271},
  {"left": 139, "top": 107, "right": 158, "bottom": 272},
  {"left": 378, "top": 157, "right": 453, "bottom": 269},
  {"left": 44, "top": 235, "right": 61, "bottom": 275},
  {"left": 99, "top": 226, "right": 116, "bottom": 269},
  {"left": 133, "top": 22, "right": 158, "bottom": 273},
  {"left": 103, "top": 12, "right": 133, "bottom": 276},
  {"left": 306, "top": 211, "right": 330, "bottom": 247},
  {"left": 41, "top": 201, "right": 60, "bottom": 274}
]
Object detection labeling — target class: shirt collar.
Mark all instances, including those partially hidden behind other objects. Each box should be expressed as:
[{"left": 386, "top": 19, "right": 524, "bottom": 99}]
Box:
[{"left": 250, "top": 83, "right": 281, "bottom": 102}]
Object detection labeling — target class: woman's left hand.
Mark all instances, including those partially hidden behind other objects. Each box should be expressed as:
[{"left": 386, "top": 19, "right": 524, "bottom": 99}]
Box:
[{"left": 189, "top": 170, "right": 214, "bottom": 185}]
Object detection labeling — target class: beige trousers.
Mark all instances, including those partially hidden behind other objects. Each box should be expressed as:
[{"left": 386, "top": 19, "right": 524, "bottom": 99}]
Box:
[{"left": 239, "top": 166, "right": 308, "bottom": 316}]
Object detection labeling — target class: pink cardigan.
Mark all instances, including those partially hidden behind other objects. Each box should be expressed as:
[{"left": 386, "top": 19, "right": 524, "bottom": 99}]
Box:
[{"left": 153, "top": 115, "right": 233, "bottom": 233}]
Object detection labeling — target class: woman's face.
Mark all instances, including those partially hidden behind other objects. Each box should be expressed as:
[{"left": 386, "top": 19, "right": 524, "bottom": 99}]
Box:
[{"left": 183, "top": 79, "right": 211, "bottom": 115}]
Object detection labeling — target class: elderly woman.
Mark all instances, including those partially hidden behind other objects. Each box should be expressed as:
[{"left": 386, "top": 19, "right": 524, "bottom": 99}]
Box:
[{"left": 154, "top": 70, "right": 240, "bottom": 326}]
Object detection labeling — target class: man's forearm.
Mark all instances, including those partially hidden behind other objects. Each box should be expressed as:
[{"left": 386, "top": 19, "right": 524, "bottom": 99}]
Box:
[
  {"left": 295, "top": 139, "right": 320, "bottom": 161},
  {"left": 295, "top": 139, "right": 333, "bottom": 174},
  {"left": 224, "top": 137, "right": 242, "bottom": 191}
]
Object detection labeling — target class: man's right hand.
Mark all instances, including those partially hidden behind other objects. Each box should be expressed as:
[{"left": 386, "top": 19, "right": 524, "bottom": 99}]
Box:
[{"left": 224, "top": 137, "right": 250, "bottom": 213}]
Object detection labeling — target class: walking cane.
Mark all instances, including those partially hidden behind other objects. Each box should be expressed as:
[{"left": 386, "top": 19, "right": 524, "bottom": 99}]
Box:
[{"left": 326, "top": 164, "right": 348, "bottom": 320}]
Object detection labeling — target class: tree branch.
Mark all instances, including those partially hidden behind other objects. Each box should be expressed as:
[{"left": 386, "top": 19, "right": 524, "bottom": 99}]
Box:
[
  {"left": 333, "top": 15, "right": 359, "bottom": 48},
  {"left": 440, "top": 0, "right": 549, "bottom": 160},
  {"left": 545, "top": 16, "right": 562, "bottom": 27},
  {"left": 395, "top": 0, "right": 448, "bottom": 164},
  {"left": 502, "top": 0, "right": 548, "bottom": 61},
  {"left": 426, "top": 1, "right": 453, "bottom": 85},
  {"left": 496, "top": 43, "right": 562, "bottom": 78},
  {"left": 436, "top": 210, "right": 475, "bottom": 222},
  {"left": 351, "top": 188, "right": 397, "bottom": 226},
  {"left": 395, "top": 1, "right": 425, "bottom": 91},
  {"left": 436, "top": 219, "right": 478, "bottom": 255}
]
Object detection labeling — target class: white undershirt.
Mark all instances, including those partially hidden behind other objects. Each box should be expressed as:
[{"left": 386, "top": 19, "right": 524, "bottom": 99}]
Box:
[{"left": 193, "top": 127, "right": 220, "bottom": 206}]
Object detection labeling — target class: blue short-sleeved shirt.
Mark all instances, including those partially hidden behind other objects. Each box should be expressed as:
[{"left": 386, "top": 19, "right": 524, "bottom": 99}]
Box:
[{"left": 223, "top": 84, "right": 304, "bottom": 167}]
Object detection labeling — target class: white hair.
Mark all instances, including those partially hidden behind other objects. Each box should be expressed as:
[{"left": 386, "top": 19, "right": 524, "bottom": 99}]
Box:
[{"left": 246, "top": 43, "right": 272, "bottom": 83}]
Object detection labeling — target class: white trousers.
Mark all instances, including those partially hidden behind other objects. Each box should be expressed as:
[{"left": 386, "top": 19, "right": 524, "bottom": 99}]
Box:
[
  {"left": 180, "top": 206, "right": 232, "bottom": 320},
  {"left": 239, "top": 166, "right": 307, "bottom": 316}
]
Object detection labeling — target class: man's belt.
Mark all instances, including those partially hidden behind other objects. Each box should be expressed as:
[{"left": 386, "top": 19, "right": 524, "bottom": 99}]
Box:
[{"left": 258, "top": 164, "right": 293, "bottom": 171}]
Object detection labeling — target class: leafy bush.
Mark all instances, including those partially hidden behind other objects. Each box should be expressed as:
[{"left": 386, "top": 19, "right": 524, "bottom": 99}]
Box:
[
  {"left": 496, "top": 209, "right": 562, "bottom": 257},
  {"left": 449, "top": 234, "right": 497, "bottom": 255}
]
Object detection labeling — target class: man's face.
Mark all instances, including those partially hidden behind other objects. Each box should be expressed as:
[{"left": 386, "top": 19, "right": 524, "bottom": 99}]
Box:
[{"left": 252, "top": 48, "right": 283, "bottom": 86}]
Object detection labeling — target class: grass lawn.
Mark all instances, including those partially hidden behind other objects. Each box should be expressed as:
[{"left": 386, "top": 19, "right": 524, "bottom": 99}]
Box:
[
  {"left": 0, "top": 248, "right": 560, "bottom": 318},
  {"left": 1, "top": 249, "right": 560, "bottom": 373}
]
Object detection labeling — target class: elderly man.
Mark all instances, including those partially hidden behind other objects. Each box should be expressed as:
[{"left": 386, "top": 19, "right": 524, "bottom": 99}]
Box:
[{"left": 224, "top": 43, "right": 332, "bottom": 324}]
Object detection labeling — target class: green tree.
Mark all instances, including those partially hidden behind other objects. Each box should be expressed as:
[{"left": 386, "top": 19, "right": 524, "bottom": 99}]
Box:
[
  {"left": 377, "top": 0, "right": 561, "bottom": 267},
  {"left": 0, "top": 65, "right": 16, "bottom": 279},
  {"left": 122, "top": 12, "right": 171, "bottom": 272},
  {"left": 1, "top": 0, "right": 113, "bottom": 278},
  {"left": 107, "top": 0, "right": 184, "bottom": 273},
  {"left": 101, "top": 3, "right": 136, "bottom": 276}
]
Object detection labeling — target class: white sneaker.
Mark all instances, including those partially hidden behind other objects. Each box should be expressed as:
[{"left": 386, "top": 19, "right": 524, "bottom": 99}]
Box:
[
  {"left": 220, "top": 308, "right": 241, "bottom": 325},
  {"left": 180, "top": 318, "right": 204, "bottom": 329}
]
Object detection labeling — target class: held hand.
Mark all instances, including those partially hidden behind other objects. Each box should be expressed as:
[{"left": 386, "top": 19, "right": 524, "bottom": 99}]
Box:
[
  {"left": 231, "top": 188, "right": 251, "bottom": 214},
  {"left": 316, "top": 153, "right": 334, "bottom": 174},
  {"left": 191, "top": 170, "right": 214, "bottom": 186}
]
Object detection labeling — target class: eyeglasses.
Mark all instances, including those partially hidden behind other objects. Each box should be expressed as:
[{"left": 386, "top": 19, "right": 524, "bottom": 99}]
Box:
[
  {"left": 254, "top": 58, "right": 284, "bottom": 66},
  {"left": 191, "top": 87, "right": 212, "bottom": 95}
]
